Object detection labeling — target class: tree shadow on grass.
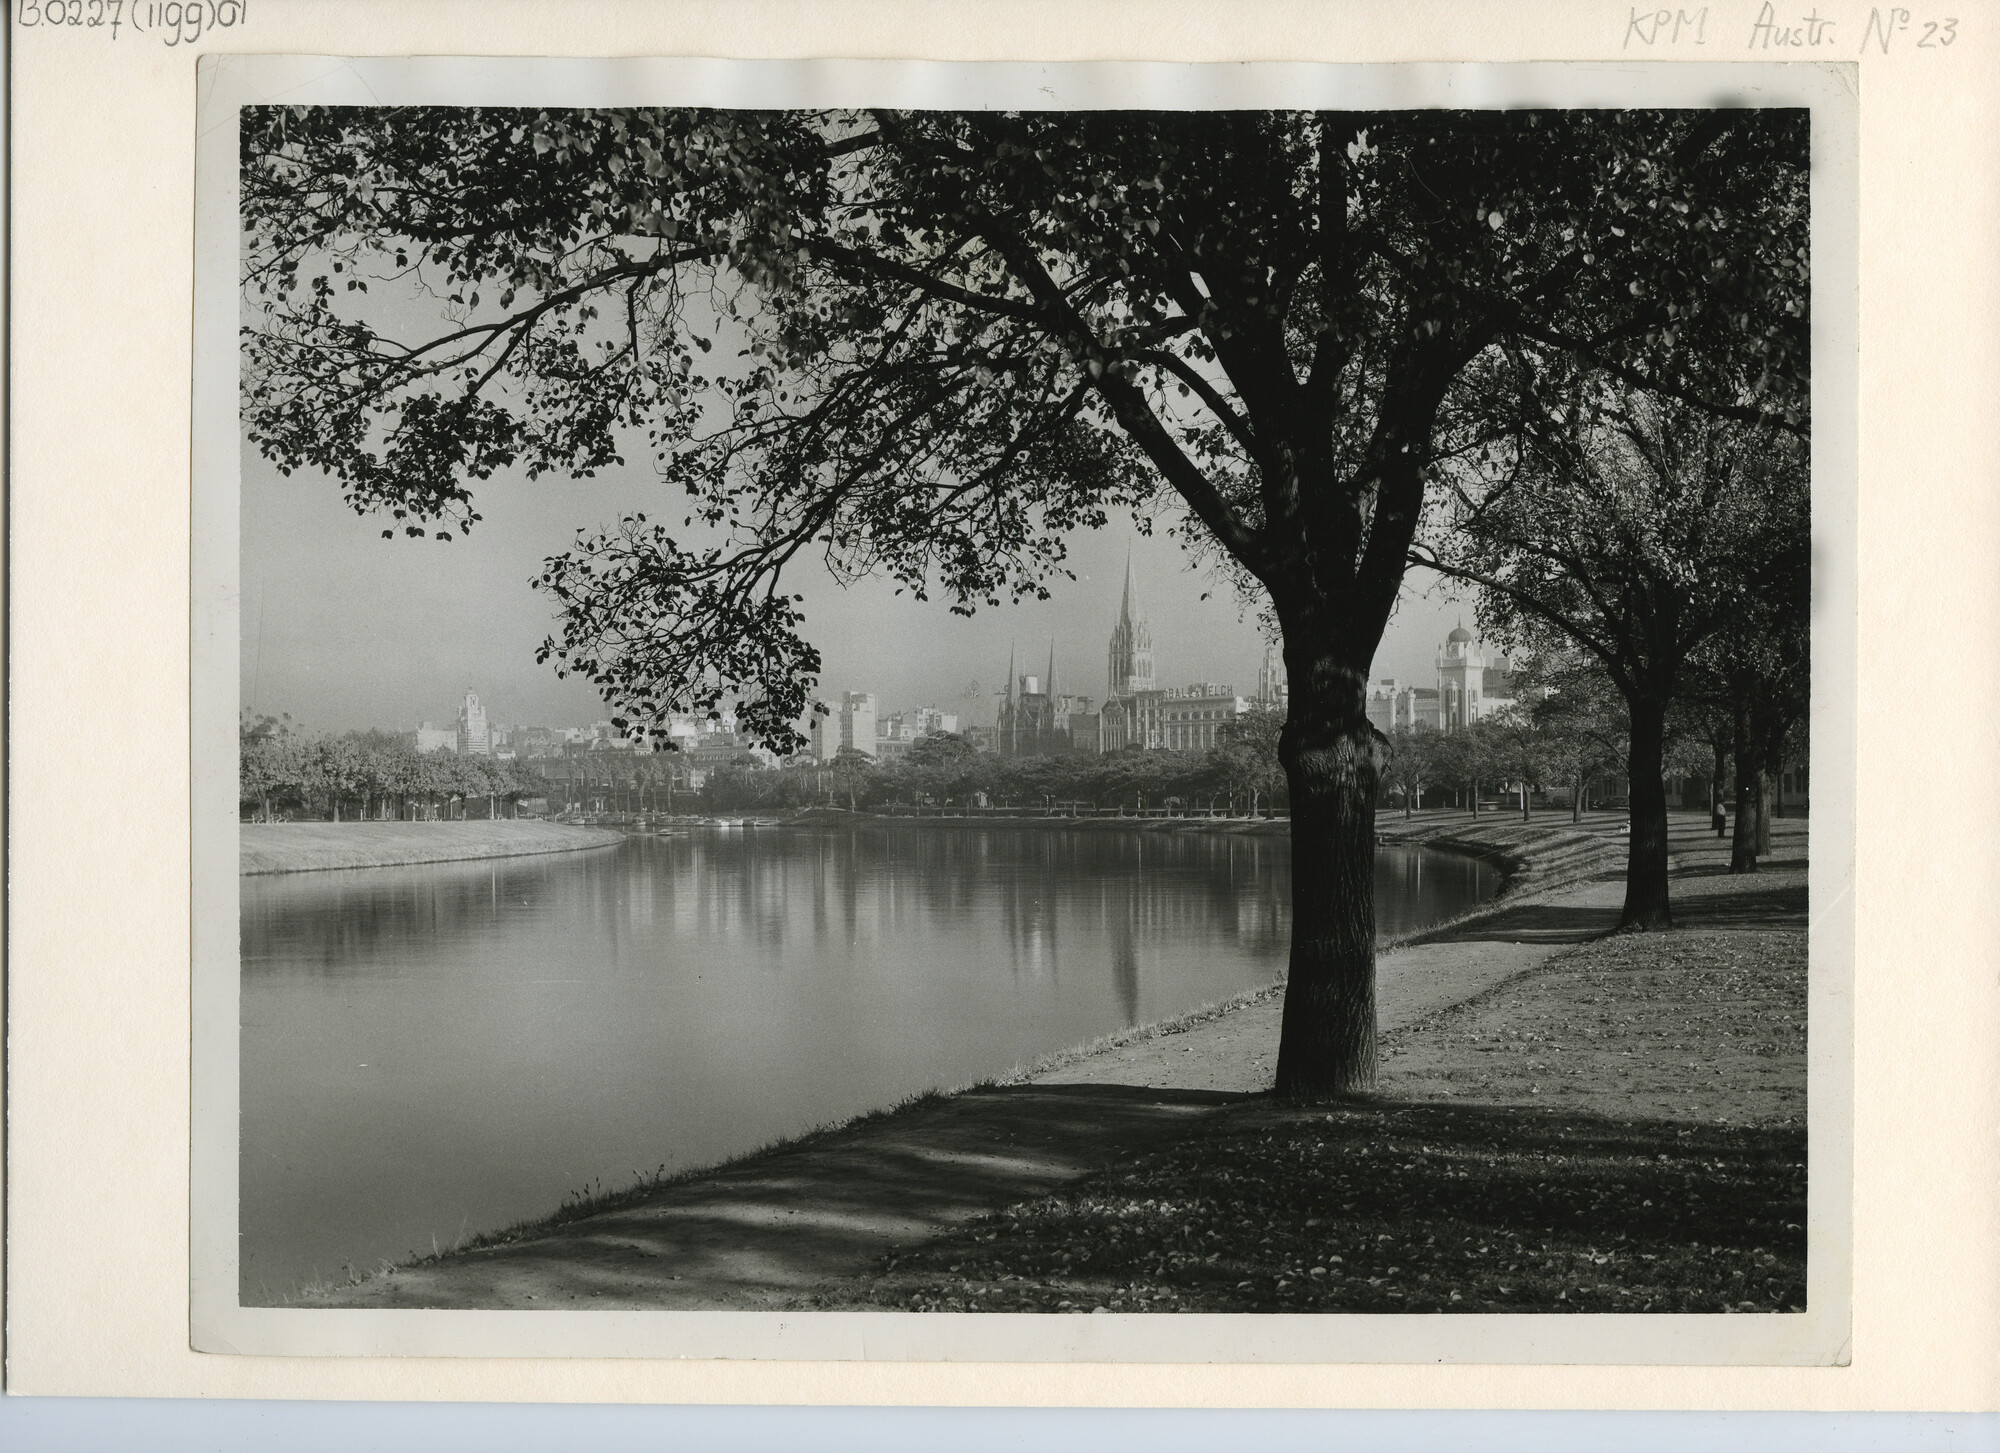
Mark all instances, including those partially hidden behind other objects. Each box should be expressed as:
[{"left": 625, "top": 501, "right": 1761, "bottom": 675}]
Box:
[
  {"left": 300, "top": 1082, "right": 1808, "bottom": 1315},
  {"left": 1421, "top": 902, "right": 1625, "bottom": 945},
  {"left": 856, "top": 1096, "right": 1809, "bottom": 1314},
  {"left": 1670, "top": 885, "right": 1809, "bottom": 930},
  {"left": 1677, "top": 856, "right": 1809, "bottom": 878}
]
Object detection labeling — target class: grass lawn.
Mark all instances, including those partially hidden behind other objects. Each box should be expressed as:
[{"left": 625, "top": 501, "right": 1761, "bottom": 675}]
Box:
[{"left": 812, "top": 927, "right": 1807, "bottom": 1315}]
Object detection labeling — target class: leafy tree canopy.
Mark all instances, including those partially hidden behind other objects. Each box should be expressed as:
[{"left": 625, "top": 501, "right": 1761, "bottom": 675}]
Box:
[{"left": 242, "top": 105, "right": 1808, "bottom": 752}]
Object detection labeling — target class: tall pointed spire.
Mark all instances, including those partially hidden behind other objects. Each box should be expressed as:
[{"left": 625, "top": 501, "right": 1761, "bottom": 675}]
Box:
[
  {"left": 1006, "top": 640, "right": 1018, "bottom": 755},
  {"left": 1107, "top": 544, "right": 1155, "bottom": 701},
  {"left": 1046, "top": 637, "right": 1058, "bottom": 704}
]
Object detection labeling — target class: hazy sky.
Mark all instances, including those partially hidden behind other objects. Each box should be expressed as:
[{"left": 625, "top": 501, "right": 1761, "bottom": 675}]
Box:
[{"left": 240, "top": 443, "right": 1476, "bottom": 736}]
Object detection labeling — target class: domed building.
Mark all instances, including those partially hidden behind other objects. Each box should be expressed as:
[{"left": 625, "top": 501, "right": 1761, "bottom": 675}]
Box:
[{"left": 1433, "top": 621, "right": 1517, "bottom": 731}]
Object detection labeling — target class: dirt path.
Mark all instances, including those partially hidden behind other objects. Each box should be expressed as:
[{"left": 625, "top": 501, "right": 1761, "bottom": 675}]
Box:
[{"left": 301, "top": 1082, "right": 1250, "bottom": 1310}]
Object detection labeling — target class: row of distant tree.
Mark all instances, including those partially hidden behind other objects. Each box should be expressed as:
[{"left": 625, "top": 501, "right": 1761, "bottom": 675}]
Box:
[
  {"left": 1377, "top": 628, "right": 1804, "bottom": 874},
  {"left": 238, "top": 719, "right": 550, "bottom": 821},
  {"left": 1379, "top": 667, "right": 1714, "bottom": 816},
  {"left": 239, "top": 708, "right": 1293, "bottom": 821},
  {"left": 704, "top": 708, "right": 1291, "bottom": 816},
  {"left": 245, "top": 640, "right": 1800, "bottom": 839}
]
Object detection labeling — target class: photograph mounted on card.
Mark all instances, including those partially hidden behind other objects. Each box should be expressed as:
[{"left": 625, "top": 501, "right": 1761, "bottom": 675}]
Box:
[{"left": 189, "top": 54, "right": 1855, "bottom": 1363}]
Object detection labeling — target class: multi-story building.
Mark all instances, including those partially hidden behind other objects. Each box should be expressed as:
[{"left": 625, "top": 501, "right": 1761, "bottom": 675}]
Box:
[
  {"left": 807, "top": 701, "right": 839, "bottom": 762},
  {"left": 956, "top": 556, "right": 1298, "bottom": 757},
  {"left": 1433, "top": 624, "right": 1518, "bottom": 730},
  {"left": 876, "top": 704, "right": 962, "bottom": 752},
  {"left": 456, "top": 690, "right": 491, "bottom": 755},
  {"left": 1365, "top": 627, "right": 1520, "bottom": 735},
  {"left": 661, "top": 714, "right": 705, "bottom": 751},
  {"left": 1155, "top": 684, "right": 1248, "bottom": 752},
  {"left": 1365, "top": 679, "right": 1404, "bottom": 735},
  {"left": 414, "top": 722, "right": 456, "bottom": 754},
  {"left": 838, "top": 691, "right": 878, "bottom": 758},
  {"left": 514, "top": 726, "right": 560, "bottom": 759},
  {"left": 1097, "top": 690, "right": 1152, "bottom": 752},
  {"left": 908, "top": 705, "right": 959, "bottom": 737}
]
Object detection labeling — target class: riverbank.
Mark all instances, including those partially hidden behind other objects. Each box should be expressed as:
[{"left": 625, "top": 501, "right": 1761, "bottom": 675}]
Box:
[
  {"left": 787, "top": 806, "right": 1293, "bottom": 835},
  {"left": 1375, "top": 811, "right": 1633, "bottom": 900},
  {"left": 296, "top": 811, "right": 1804, "bottom": 1310},
  {"left": 783, "top": 806, "right": 1646, "bottom": 881},
  {"left": 240, "top": 820, "right": 625, "bottom": 875}
]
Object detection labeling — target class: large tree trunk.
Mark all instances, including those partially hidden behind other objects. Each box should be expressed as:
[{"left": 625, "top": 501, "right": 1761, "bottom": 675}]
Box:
[
  {"left": 1274, "top": 663, "right": 1380, "bottom": 1097},
  {"left": 1752, "top": 705, "right": 1783, "bottom": 855},
  {"left": 1620, "top": 699, "right": 1674, "bottom": 929},
  {"left": 1710, "top": 735, "right": 1730, "bottom": 837},
  {"left": 1731, "top": 701, "right": 1760, "bottom": 873}
]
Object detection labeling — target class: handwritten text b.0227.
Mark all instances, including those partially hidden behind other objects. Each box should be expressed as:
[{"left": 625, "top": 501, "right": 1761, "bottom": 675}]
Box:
[{"left": 16, "top": 0, "right": 246, "bottom": 45}]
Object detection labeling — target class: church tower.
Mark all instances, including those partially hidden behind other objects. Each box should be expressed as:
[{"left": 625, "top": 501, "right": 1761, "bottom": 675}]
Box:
[
  {"left": 1106, "top": 553, "right": 1155, "bottom": 697},
  {"left": 1256, "top": 642, "right": 1287, "bottom": 707},
  {"left": 1003, "top": 640, "right": 1018, "bottom": 755}
]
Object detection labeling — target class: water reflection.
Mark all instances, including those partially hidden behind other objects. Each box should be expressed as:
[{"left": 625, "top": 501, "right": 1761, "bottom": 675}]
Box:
[{"left": 239, "top": 825, "right": 1493, "bottom": 1300}]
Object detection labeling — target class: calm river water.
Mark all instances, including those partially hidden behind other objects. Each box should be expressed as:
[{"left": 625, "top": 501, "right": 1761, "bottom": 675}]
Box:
[{"left": 239, "top": 824, "right": 1496, "bottom": 1299}]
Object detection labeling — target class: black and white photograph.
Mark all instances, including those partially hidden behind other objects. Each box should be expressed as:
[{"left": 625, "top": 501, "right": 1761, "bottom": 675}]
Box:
[{"left": 189, "top": 57, "right": 1855, "bottom": 1363}]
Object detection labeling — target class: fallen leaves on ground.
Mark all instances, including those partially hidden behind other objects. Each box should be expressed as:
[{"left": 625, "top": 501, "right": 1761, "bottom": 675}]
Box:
[{"left": 840, "top": 1103, "right": 1804, "bottom": 1313}]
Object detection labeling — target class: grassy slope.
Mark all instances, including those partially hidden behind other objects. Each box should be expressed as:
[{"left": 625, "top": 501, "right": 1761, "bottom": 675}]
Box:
[{"left": 240, "top": 820, "right": 625, "bottom": 874}]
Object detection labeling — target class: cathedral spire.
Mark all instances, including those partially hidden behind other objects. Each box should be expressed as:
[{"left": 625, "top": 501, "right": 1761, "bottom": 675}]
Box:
[
  {"left": 1107, "top": 546, "right": 1154, "bottom": 700},
  {"left": 1006, "top": 639, "right": 1017, "bottom": 755},
  {"left": 1046, "top": 637, "right": 1058, "bottom": 704}
]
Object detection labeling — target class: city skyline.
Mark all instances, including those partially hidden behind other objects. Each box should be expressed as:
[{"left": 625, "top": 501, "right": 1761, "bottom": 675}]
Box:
[{"left": 242, "top": 446, "right": 1478, "bottom": 737}]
